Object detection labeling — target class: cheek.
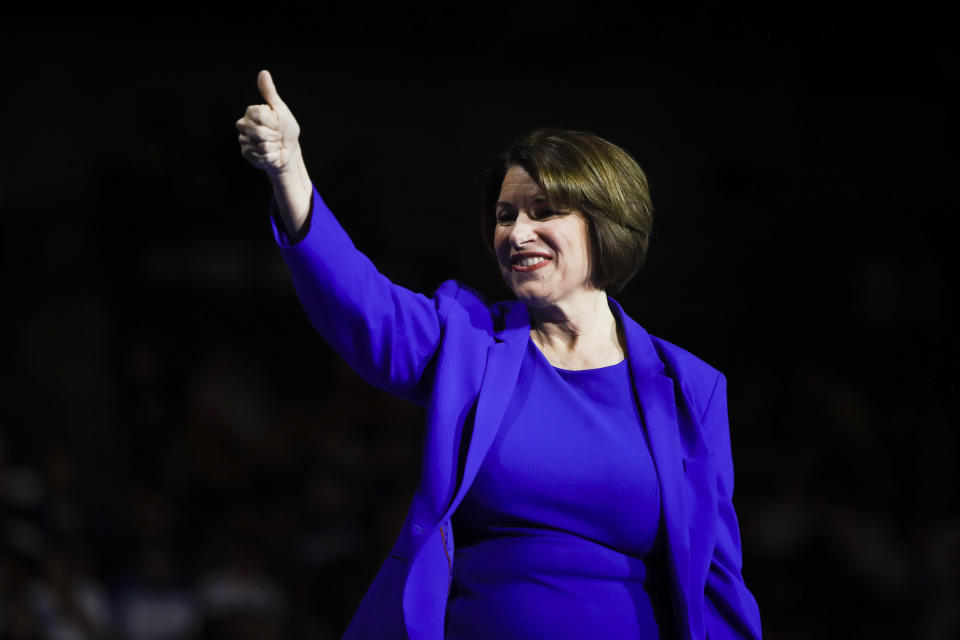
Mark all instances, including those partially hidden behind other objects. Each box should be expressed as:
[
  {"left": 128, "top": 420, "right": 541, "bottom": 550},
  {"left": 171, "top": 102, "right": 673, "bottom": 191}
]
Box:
[
  {"left": 493, "top": 231, "right": 510, "bottom": 263},
  {"left": 557, "top": 227, "right": 592, "bottom": 283},
  {"left": 578, "top": 238, "right": 592, "bottom": 271}
]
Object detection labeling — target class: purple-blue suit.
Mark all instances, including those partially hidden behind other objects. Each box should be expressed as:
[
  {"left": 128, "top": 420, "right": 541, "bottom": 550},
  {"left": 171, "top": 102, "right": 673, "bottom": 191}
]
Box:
[{"left": 269, "top": 185, "right": 762, "bottom": 640}]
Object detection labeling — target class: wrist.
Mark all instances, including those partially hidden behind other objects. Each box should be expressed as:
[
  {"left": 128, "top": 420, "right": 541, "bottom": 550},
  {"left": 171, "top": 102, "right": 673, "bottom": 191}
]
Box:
[
  {"left": 267, "top": 146, "right": 312, "bottom": 236},
  {"left": 268, "top": 144, "right": 307, "bottom": 182}
]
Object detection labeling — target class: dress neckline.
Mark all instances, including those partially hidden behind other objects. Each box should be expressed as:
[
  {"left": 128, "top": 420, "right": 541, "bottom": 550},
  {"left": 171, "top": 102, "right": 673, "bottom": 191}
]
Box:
[{"left": 528, "top": 337, "right": 626, "bottom": 373}]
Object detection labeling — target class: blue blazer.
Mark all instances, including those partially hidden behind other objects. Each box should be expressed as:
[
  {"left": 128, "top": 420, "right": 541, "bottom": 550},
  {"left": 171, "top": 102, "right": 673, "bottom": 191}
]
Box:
[{"left": 270, "top": 186, "right": 762, "bottom": 640}]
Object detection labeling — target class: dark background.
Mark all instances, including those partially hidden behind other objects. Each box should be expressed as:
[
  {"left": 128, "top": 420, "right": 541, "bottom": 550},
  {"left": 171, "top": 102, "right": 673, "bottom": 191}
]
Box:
[{"left": 2, "top": 3, "right": 957, "bottom": 639}]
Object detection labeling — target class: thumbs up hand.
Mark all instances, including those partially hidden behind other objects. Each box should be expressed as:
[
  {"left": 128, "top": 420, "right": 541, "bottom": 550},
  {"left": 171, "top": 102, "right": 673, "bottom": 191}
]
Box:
[
  {"left": 236, "top": 70, "right": 312, "bottom": 233},
  {"left": 236, "top": 70, "right": 302, "bottom": 174}
]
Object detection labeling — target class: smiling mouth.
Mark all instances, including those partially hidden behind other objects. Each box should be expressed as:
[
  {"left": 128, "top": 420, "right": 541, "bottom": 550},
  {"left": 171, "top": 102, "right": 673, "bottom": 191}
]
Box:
[{"left": 511, "top": 256, "right": 551, "bottom": 272}]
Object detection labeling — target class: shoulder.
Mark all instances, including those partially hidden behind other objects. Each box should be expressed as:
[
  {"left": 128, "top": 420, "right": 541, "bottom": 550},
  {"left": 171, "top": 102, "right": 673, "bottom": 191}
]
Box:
[
  {"left": 433, "top": 280, "right": 516, "bottom": 336},
  {"left": 649, "top": 334, "right": 724, "bottom": 421}
]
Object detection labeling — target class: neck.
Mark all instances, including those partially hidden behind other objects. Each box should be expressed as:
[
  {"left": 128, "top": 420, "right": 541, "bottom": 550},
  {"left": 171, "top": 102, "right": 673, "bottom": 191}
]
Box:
[{"left": 528, "top": 288, "right": 625, "bottom": 369}]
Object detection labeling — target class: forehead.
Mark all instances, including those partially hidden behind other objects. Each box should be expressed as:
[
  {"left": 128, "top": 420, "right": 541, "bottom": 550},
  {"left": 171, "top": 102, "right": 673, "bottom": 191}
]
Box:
[{"left": 497, "top": 165, "right": 547, "bottom": 204}]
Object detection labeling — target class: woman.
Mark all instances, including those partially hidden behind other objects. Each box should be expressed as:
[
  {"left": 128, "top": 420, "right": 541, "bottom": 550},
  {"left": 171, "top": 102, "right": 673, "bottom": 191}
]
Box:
[{"left": 237, "top": 70, "right": 761, "bottom": 640}]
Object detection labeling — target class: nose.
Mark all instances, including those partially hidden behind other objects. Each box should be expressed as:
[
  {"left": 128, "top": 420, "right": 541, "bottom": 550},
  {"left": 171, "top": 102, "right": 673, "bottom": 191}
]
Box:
[{"left": 508, "top": 212, "right": 538, "bottom": 247}]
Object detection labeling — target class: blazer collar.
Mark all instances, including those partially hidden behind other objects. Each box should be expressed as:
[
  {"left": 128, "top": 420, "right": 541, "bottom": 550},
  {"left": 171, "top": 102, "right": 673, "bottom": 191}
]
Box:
[
  {"left": 493, "top": 298, "right": 532, "bottom": 342},
  {"left": 493, "top": 295, "right": 665, "bottom": 379},
  {"left": 606, "top": 296, "right": 665, "bottom": 381}
]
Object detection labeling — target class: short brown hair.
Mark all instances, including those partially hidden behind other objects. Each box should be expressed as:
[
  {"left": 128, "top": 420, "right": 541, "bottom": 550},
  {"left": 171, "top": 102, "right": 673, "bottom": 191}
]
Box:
[{"left": 482, "top": 128, "right": 653, "bottom": 293}]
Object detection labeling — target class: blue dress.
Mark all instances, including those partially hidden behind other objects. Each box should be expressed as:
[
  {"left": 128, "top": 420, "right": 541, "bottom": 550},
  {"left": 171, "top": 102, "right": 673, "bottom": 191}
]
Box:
[{"left": 445, "top": 338, "right": 677, "bottom": 639}]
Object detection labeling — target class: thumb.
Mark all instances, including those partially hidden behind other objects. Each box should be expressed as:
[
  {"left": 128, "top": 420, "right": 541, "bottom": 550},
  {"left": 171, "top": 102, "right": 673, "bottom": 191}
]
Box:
[{"left": 257, "top": 70, "right": 286, "bottom": 112}]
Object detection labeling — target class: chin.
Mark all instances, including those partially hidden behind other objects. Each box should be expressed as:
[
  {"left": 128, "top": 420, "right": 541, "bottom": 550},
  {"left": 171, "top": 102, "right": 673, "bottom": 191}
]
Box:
[
  {"left": 502, "top": 271, "right": 562, "bottom": 306},
  {"left": 509, "top": 285, "right": 554, "bottom": 307}
]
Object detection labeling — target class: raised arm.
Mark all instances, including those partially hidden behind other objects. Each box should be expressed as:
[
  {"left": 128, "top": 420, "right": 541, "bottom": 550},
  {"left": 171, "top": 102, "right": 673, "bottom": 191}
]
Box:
[{"left": 236, "top": 71, "right": 445, "bottom": 404}]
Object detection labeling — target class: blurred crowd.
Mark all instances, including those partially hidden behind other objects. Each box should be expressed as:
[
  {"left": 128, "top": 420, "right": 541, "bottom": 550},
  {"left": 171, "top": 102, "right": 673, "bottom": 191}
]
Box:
[{"left": 1, "top": 343, "right": 426, "bottom": 640}]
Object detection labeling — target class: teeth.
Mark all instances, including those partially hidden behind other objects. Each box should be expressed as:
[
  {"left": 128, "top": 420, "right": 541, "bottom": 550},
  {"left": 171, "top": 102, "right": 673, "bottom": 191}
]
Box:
[{"left": 518, "top": 257, "right": 546, "bottom": 267}]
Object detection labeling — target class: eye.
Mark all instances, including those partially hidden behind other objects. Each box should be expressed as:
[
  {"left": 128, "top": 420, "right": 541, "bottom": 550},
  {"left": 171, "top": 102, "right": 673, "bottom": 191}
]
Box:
[
  {"left": 496, "top": 210, "right": 516, "bottom": 225},
  {"left": 532, "top": 209, "right": 559, "bottom": 220}
]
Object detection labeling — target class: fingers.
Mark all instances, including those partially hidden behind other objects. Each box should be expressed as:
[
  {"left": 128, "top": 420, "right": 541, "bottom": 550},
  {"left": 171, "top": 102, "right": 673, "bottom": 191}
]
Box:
[
  {"left": 239, "top": 134, "right": 281, "bottom": 152},
  {"left": 257, "top": 70, "right": 285, "bottom": 112},
  {"left": 241, "top": 147, "right": 282, "bottom": 169},
  {"left": 243, "top": 147, "right": 279, "bottom": 162},
  {"left": 238, "top": 104, "right": 279, "bottom": 128},
  {"left": 235, "top": 121, "right": 281, "bottom": 143}
]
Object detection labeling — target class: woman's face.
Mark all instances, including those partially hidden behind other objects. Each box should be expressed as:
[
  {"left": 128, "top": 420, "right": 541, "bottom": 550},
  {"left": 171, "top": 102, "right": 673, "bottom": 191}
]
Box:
[{"left": 493, "top": 165, "right": 595, "bottom": 308}]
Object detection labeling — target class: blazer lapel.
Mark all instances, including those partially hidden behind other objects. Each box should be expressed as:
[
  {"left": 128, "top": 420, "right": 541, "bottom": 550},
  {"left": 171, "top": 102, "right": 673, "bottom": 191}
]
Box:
[
  {"left": 441, "top": 301, "right": 530, "bottom": 521},
  {"left": 609, "top": 297, "right": 694, "bottom": 640},
  {"left": 403, "top": 303, "right": 530, "bottom": 640}
]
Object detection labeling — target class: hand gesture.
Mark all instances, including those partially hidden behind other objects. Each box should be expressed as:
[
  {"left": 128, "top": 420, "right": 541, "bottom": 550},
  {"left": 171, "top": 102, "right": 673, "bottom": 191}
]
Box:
[{"left": 236, "top": 70, "right": 302, "bottom": 174}]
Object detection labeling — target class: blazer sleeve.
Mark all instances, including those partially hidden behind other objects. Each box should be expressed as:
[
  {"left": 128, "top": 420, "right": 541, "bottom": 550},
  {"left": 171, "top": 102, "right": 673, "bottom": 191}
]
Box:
[
  {"left": 269, "top": 183, "right": 445, "bottom": 405},
  {"left": 700, "top": 373, "right": 763, "bottom": 639}
]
